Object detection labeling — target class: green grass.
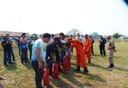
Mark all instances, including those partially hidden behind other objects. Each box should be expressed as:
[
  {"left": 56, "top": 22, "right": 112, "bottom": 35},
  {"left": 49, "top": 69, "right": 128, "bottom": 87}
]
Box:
[{"left": 0, "top": 41, "right": 128, "bottom": 88}]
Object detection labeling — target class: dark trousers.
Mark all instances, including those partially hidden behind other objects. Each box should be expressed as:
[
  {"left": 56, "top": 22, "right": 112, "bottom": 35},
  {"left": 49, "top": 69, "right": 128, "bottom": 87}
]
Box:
[
  {"left": 32, "top": 61, "right": 44, "bottom": 88},
  {"left": 10, "top": 47, "right": 15, "bottom": 61},
  {"left": 18, "top": 46, "right": 21, "bottom": 56},
  {"left": 3, "top": 50, "right": 11, "bottom": 65},
  {"left": 46, "top": 57, "right": 53, "bottom": 75},
  {"left": 29, "top": 48, "right": 32, "bottom": 60},
  {"left": 99, "top": 45, "right": 106, "bottom": 56},
  {"left": 91, "top": 45, "right": 94, "bottom": 55},
  {"left": 56, "top": 56, "right": 62, "bottom": 71},
  {"left": 21, "top": 48, "right": 28, "bottom": 63}
]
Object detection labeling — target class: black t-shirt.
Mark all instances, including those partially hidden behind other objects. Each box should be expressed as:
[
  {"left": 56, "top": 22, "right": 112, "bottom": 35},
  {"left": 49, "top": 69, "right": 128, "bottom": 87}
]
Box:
[
  {"left": 1, "top": 40, "right": 11, "bottom": 51},
  {"left": 46, "top": 44, "right": 56, "bottom": 58},
  {"left": 46, "top": 43, "right": 61, "bottom": 59}
]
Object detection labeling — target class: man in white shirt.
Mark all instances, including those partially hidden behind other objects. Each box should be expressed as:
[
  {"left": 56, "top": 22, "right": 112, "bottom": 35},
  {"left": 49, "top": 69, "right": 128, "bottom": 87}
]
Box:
[{"left": 31, "top": 33, "right": 51, "bottom": 88}]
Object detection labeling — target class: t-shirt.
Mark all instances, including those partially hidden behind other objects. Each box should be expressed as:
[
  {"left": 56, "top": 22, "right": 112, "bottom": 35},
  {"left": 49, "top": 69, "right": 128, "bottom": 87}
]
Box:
[
  {"left": 46, "top": 44, "right": 56, "bottom": 58},
  {"left": 20, "top": 37, "right": 28, "bottom": 48},
  {"left": 31, "top": 39, "right": 46, "bottom": 62},
  {"left": 1, "top": 40, "right": 11, "bottom": 51}
]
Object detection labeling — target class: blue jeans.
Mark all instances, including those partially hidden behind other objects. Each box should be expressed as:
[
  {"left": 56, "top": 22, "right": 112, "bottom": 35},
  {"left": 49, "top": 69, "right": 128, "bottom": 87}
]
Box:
[
  {"left": 3, "top": 50, "right": 11, "bottom": 65},
  {"left": 10, "top": 47, "right": 15, "bottom": 61},
  {"left": 21, "top": 48, "right": 28, "bottom": 63}
]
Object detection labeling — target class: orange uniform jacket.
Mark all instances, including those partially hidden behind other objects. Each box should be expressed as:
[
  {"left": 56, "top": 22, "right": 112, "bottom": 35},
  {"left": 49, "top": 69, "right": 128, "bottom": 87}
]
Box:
[{"left": 72, "top": 39, "right": 87, "bottom": 68}]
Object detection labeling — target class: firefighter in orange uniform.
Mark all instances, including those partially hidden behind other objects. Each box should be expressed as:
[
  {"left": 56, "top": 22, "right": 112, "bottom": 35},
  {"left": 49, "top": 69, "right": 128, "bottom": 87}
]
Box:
[
  {"left": 72, "top": 38, "right": 89, "bottom": 73},
  {"left": 84, "top": 34, "right": 92, "bottom": 63}
]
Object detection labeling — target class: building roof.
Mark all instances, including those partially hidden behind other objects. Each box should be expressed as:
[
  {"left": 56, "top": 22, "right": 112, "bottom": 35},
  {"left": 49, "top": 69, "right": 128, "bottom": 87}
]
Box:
[{"left": 0, "top": 31, "right": 23, "bottom": 36}]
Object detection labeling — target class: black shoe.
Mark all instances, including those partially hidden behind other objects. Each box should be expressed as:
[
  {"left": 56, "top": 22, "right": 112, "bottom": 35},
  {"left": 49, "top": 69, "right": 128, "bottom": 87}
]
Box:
[
  {"left": 83, "top": 67, "right": 89, "bottom": 74},
  {"left": 88, "top": 60, "right": 91, "bottom": 64},
  {"left": 73, "top": 66, "right": 80, "bottom": 72},
  {"left": 110, "top": 64, "right": 114, "bottom": 68},
  {"left": 10, "top": 62, "right": 15, "bottom": 64},
  {"left": 108, "top": 64, "right": 114, "bottom": 68}
]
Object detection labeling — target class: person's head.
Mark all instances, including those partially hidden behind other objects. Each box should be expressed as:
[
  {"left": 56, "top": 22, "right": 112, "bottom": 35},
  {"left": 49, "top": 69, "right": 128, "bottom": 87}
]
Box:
[
  {"left": 51, "top": 34, "right": 54, "bottom": 39},
  {"left": 66, "top": 37, "right": 72, "bottom": 43},
  {"left": 70, "top": 34, "right": 73, "bottom": 38},
  {"left": 107, "top": 36, "right": 111, "bottom": 41},
  {"left": 85, "top": 34, "right": 88, "bottom": 39},
  {"left": 31, "top": 34, "right": 38, "bottom": 41},
  {"left": 90, "top": 35, "right": 92, "bottom": 38},
  {"left": 99, "top": 35, "right": 103, "bottom": 39},
  {"left": 6, "top": 34, "right": 9, "bottom": 37},
  {"left": 30, "top": 36, "right": 34, "bottom": 40},
  {"left": 3, "top": 36, "right": 8, "bottom": 41},
  {"left": 42, "top": 33, "right": 51, "bottom": 43},
  {"left": 21, "top": 33, "right": 26, "bottom": 38},
  {"left": 59, "top": 32, "right": 65, "bottom": 40},
  {"left": 77, "top": 33, "right": 80, "bottom": 37},
  {"left": 53, "top": 37, "right": 60, "bottom": 44}
]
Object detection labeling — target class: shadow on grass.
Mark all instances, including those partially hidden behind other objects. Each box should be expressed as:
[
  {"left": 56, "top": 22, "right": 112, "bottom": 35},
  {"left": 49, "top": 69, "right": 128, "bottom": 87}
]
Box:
[
  {"left": 22, "top": 61, "right": 33, "bottom": 70},
  {"left": 5, "top": 63, "right": 17, "bottom": 71},
  {"left": 88, "top": 63, "right": 113, "bottom": 71},
  {"left": 114, "top": 66, "right": 128, "bottom": 72},
  {"left": 51, "top": 77, "right": 74, "bottom": 88},
  {"left": 60, "top": 67, "right": 92, "bottom": 88},
  {"left": 85, "top": 73, "right": 107, "bottom": 83}
]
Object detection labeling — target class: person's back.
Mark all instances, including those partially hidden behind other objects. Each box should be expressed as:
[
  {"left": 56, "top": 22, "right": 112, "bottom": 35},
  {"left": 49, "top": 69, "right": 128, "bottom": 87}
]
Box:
[{"left": 31, "top": 39, "right": 46, "bottom": 61}]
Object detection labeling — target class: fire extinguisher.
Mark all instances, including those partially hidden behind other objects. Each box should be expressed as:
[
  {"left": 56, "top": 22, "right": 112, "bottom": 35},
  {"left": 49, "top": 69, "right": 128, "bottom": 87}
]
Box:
[
  {"left": 65, "top": 58, "right": 69, "bottom": 69},
  {"left": 43, "top": 66, "right": 50, "bottom": 87},
  {"left": 53, "top": 63, "right": 59, "bottom": 79},
  {"left": 62, "top": 60, "right": 67, "bottom": 74},
  {"left": 67, "top": 56, "right": 71, "bottom": 68}
]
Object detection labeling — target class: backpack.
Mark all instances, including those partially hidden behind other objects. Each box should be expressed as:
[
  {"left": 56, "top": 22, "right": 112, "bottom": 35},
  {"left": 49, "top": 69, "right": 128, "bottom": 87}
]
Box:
[{"left": 103, "top": 38, "right": 106, "bottom": 44}]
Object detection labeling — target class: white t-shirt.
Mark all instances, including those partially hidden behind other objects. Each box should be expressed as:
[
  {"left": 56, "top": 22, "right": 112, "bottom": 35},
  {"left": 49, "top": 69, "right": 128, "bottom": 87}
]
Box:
[{"left": 31, "top": 39, "right": 46, "bottom": 62}]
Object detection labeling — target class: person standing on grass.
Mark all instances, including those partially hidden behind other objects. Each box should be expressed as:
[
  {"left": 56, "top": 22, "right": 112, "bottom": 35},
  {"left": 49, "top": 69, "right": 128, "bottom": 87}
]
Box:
[
  {"left": 1, "top": 36, "right": 12, "bottom": 66},
  {"left": 99, "top": 35, "right": 106, "bottom": 56},
  {"left": 72, "top": 38, "right": 89, "bottom": 74},
  {"left": 16, "top": 36, "right": 21, "bottom": 56},
  {"left": 31, "top": 33, "right": 51, "bottom": 88},
  {"left": 20, "top": 33, "right": 28, "bottom": 64},
  {"left": 46, "top": 37, "right": 60, "bottom": 75},
  {"left": 107, "top": 36, "right": 116, "bottom": 68},
  {"left": 84, "top": 34, "right": 92, "bottom": 64},
  {"left": 28, "top": 36, "right": 34, "bottom": 60},
  {"left": 89, "top": 35, "right": 95, "bottom": 55},
  {"left": 6, "top": 34, "right": 15, "bottom": 62}
]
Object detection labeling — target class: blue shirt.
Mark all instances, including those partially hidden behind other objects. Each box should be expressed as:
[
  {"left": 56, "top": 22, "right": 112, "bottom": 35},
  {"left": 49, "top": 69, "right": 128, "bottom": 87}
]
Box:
[{"left": 31, "top": 39, "right": 46, "bottom": 62}]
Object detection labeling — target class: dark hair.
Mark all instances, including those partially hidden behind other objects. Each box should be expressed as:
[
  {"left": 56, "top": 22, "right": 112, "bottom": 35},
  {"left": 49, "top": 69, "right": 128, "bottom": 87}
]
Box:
[
  {"left": 54, "top": 37, "right": 60, "bottom": 42},
  {"left": 43, "top": 33, "right": 51, "bottom": 38},
  {"left": 21, "top": 33, "right": 26, "bottom": 37},
  {"left": 59, "top": 32, "right": 65, "bottom": 38}
]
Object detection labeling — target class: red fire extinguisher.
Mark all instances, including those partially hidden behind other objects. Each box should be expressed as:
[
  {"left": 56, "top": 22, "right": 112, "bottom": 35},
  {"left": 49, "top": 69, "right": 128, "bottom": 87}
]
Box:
[
  {"left": 67, "top": 56, "right": 71, "bottom": 68},
  {"left": 62, "top": 60, "right": 67, "bottom": 74},
  {"left": 43, "top": 66, "right": 50, "bottom": 87},
  {"left": 65, "top": 58, "right": 69, "bottom": 69},
  {"left": 53, "top": 63, "right": 59, "bottom": 79}
]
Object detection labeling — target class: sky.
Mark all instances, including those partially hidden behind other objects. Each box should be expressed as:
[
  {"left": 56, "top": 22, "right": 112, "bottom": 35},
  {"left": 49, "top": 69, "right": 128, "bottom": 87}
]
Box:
[{"left": 0, "top": 0, "right": 128, "bottom": 35}]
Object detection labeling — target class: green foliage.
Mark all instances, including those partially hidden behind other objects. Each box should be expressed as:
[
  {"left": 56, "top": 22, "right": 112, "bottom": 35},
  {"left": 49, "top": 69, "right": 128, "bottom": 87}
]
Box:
[{"left": 113, "top": 32, "right": 122, "bottom": 39}]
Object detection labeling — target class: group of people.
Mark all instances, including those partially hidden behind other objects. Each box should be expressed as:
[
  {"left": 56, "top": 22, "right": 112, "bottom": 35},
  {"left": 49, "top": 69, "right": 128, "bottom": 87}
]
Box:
[{"left": 1, "top": 32, "right": 116, "bottom": 88}]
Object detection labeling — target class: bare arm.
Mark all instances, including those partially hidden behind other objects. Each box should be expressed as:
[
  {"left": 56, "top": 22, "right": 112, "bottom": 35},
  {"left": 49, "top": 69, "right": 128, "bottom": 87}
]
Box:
[{"left": 35, "top": 47, "right": 43, "bottom": 69}]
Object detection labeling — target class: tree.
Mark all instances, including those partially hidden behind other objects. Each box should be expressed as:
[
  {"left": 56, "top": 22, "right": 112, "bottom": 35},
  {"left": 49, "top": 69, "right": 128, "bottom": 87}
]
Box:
[
  {"left": 91, "top": 32, "right": 99, "bottom": 39},
  {"left": 113, "top": 32, "right": 121, "bottom": 39}
]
